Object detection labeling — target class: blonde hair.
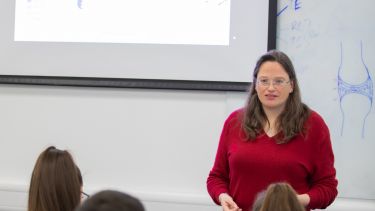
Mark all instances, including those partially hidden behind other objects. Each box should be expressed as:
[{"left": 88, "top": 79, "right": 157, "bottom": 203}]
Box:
[{"left": 259, "top": 183, "right": 305, "bottom": 211}]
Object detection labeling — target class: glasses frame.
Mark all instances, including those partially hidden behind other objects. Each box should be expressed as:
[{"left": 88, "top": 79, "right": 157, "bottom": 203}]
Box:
[
  {"left": 256, "top": 77, "right": 291, "bottom": 88},
  {"left": 81, "top": 191, "right": 90, "bottom": 200}
]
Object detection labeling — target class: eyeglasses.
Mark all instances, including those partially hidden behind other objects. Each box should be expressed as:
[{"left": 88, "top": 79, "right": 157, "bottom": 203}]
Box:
[
  {"left": 256, "top": 78, "right": 290, "bottom": 88},
  {"left": 81, "top": 191, "right": 90, "bottom": 200}
]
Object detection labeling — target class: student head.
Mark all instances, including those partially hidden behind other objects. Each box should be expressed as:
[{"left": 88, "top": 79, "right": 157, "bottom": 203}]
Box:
[
  {"left": 76, "top": 190, "right": 145, "bottom": 211},
  {"left": 258, "top": 182, "right": 305, "bottom": 211},
  {"left": 28, "top": 146, "right": 83, "bottom": 211},
  {"left": 242, "top": 50, "right": 310, "bottom": 142},
  {"left": 251, "top": 191, "right": 266, "bottom": 211}
]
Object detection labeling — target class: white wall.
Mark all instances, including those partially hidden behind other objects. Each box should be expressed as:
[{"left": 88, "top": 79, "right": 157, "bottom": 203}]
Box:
[
  {"left": 0, "top": 84, "right": 374, "bottom": 210},
  {"left": 0, "top": 84, "right": 244, "bottom": 211}
]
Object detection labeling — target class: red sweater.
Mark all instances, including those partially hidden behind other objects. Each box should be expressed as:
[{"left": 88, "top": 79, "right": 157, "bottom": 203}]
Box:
[{"left": 207, "top": 109, "right": 338, "bottom": 211}]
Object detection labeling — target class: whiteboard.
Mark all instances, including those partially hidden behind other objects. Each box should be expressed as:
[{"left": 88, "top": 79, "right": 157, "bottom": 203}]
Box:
[{"left": 277, "top": 0, "right": 375, "bottom": 199}]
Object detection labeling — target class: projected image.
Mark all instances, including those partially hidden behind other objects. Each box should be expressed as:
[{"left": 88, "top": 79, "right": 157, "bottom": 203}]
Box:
[{"left": 15, "top": 0, "right": 231, "bottom": 45}]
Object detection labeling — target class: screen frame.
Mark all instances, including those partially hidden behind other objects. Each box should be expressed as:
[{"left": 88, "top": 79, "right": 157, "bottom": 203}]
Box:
[{"left": 0, "top": 0, "right": 276, "bottom": 91}]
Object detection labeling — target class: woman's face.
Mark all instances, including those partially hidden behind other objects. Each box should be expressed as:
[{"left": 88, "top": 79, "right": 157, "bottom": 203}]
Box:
[{"left": 255, "top": 61, "right": 293, "bottom": 112}]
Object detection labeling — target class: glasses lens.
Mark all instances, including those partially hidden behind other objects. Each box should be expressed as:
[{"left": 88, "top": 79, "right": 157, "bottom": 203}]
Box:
[{"left": 257, "top": 78, "right": 289, "bottom": 87}]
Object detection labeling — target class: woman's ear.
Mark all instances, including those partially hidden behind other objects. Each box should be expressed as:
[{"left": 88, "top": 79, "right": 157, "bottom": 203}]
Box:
[{"left": 289, "top": 81, "right": 294, "bottom": 93}]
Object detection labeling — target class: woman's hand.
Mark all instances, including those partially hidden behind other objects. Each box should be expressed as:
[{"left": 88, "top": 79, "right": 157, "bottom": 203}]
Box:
[
  {"left": 219, "top": 193, "right": 242, "bottom": 211},
  {"left": 297, "top": 193, "right": 310, "bottom": 207}
]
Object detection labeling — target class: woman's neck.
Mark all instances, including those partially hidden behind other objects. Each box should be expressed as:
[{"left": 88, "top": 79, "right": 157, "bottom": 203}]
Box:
[
  {"left": 263, "top": 106, "right": 283, "bottom": 122},
  {"left": 263, "top": 106, "right": 284, "bottom": 137}
]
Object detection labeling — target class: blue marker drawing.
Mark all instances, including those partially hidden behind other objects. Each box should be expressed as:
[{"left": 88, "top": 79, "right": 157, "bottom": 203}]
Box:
[
  {"left": 294, "top": 0, "right": 301, "bottom": 10},
  {"left": 337, "top": 41, "right": 373, "bottom": 138},
  {"left": 277, "top": 5, "right": 288, "bottom": 17},
  {"left": 277, "top": 0, "right": 302, "bottom": 16},
  {"left": 77, "top": 0, "right": 83, "bottom": 9}
]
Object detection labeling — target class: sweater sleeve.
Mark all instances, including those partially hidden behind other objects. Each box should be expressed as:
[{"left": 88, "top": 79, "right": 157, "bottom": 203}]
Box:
[
  {"left": 206, "top": 113, "right": 233, "bottom": 205},
  {"left": 307, "top": 116, "right": 338, "bottom": 209}
]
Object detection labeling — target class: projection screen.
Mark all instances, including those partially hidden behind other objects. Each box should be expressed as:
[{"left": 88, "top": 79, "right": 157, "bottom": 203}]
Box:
[{"left": 0, "top": 0, "right": 276, "bottom": 91}]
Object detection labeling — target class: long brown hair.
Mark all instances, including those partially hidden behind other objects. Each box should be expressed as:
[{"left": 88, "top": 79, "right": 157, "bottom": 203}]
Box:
[
  {"left": 241, "top": 50, "right": 310, "bottom": 143},
  {"left": 259, "top": 183, "right": 305, "bottom": 211},
  {"left": 28, "top": 146, "right": 82, "bottom": 211}
]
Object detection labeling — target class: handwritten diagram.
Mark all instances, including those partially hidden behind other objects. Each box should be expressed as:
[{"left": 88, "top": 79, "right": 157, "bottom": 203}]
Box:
[
  {"left": 277, "top": 0, "right": 302, "bottom": 16},
  {"left": 337, "top": 41, "right": 373, "bottom": 138}
]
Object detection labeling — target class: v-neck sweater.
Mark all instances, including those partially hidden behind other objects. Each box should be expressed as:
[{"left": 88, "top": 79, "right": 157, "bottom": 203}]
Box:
[{"left": 207, "top": 109, "right": 338, "bottom": 211}]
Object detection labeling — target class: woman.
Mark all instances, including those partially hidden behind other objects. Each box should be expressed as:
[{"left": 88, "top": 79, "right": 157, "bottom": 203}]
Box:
[
  {"left": 206, "top": 50, "right": 338, "bottom": 211},
  {"left": 257, "top": 182, "right": 306, "bottom": 211},
  {"left": 28, "top": 146, "right": 83, "bottom": 211}
]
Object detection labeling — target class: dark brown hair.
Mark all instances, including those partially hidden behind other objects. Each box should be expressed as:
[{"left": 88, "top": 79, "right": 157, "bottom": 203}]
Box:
[
  {"left": 76, "top": 190, "right": 145, "bottom": 211},
  {"left": 28, "top": 146, "right": 82, "bottom": 211},
  {"left": 259, "top": 183, "right": 305, "bottom": 211},
  {"left": 241, "top": 50, "right": 310, "bottom": 143}
]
